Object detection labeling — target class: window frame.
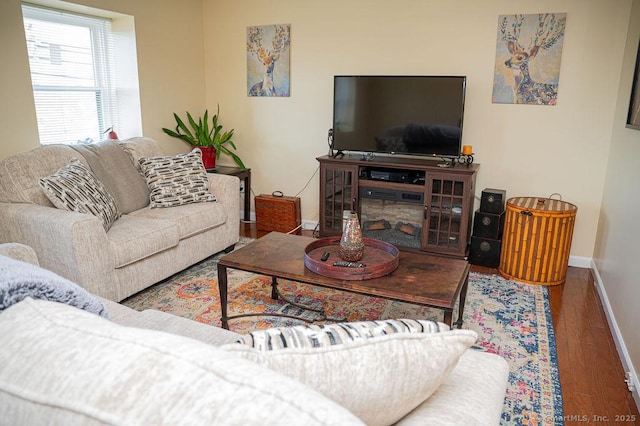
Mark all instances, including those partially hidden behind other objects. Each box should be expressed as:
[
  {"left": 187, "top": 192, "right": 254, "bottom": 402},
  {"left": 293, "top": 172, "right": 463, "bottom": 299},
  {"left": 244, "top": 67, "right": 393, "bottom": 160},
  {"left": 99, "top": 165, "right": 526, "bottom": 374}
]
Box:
[{"left": 22, "top": 3, "right": 118, "bottom": 145}]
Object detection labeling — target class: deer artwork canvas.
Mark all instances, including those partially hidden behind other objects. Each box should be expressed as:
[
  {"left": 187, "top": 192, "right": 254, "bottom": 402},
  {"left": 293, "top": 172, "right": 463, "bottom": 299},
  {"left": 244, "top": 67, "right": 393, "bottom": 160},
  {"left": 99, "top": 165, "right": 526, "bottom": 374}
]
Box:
[
  {"left": 492, "top": 13, "right": 567, "bottom": 106},
  {"left": 247, "top": 24, "right": 291, "bottom": 97}
]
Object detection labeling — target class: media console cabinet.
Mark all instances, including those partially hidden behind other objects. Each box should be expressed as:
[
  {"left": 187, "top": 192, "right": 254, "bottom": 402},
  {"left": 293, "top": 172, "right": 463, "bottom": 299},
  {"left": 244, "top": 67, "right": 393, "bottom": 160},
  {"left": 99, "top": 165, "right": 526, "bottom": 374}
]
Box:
[{"left": 317, "top": 155, "right": 478, "bottom": 259}]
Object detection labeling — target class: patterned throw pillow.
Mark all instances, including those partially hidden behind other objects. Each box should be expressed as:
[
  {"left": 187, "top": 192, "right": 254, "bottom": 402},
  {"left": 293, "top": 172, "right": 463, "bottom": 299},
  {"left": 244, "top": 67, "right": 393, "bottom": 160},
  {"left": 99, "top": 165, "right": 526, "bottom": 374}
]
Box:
[
  {"left": 138, "top": 148, "right": 217, "bottom": 208},
  {"left": 39, "top": 159, "right": 121, "bottom": 231},
  {"left": 222, "top": 319, "right": 477, "bottom": 426},
  {"left": 238, "top": 318, "right": 447, "bottom": 349}
]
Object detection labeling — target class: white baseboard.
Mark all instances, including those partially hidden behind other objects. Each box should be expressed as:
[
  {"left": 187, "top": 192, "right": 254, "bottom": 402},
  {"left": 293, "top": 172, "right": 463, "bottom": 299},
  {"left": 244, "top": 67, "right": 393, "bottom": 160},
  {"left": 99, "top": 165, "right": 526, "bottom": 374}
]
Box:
[
  {"left": 302, "top": 220, "right": 319, "bottom": 231},
  {"left": 568, "top": 255, "right": 592, "bottom": 268},
  {"left": 243, "top": 213, "right": 316, "bottom": 231},
  {"left": 590, "top": 261, "right": 640, "bottom": 410}
]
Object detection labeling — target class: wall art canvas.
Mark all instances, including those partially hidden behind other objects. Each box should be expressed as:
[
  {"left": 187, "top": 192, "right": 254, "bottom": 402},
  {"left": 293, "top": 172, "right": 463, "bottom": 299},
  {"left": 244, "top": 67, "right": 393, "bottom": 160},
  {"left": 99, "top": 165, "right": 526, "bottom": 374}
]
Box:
[
  {"left": 626, "top": 38, "right": 640, "bottom": 129},
  {"left": 492, "top": 13, "right": 567, "bottom": 105},
  {"left": 247, "top": 24, "right": 290, "bottom": 97}
]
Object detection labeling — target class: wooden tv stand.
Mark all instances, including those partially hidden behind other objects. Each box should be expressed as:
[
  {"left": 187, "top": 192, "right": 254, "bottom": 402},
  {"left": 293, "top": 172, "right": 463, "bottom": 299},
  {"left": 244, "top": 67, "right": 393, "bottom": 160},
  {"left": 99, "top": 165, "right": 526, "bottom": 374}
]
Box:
[{"left": 317, "top": 154, "right": 478, "bottom": 258}]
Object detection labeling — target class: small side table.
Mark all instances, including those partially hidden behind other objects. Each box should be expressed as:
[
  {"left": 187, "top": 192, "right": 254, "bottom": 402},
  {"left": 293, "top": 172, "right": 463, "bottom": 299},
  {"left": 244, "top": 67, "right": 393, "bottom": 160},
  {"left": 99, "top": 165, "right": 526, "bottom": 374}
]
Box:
[{"left": 208, "top": 166, "right": 251, "bottom": 222}]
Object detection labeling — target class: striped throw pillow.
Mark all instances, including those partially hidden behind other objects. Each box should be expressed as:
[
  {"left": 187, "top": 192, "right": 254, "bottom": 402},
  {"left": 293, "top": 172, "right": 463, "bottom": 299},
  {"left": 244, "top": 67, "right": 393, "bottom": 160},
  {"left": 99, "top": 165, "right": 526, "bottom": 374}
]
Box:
[
  {"left": 138, "top": 148, "right": 216, "bottom": 208},
  {"left": 223, "top": 319, "right": 477, "bottom": 426},
  {"left": 238, "top": 318, "right": 448, "bottom": 350},
  {"left": 39, "top": 159, "right": 120, "bottom": 231}
]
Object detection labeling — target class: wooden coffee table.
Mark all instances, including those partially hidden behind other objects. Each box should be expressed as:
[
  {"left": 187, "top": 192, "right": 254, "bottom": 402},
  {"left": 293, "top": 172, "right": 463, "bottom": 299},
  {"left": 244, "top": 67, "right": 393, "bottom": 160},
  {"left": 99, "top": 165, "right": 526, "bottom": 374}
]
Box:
[{"left": 217, "top": 232, "right": 470, "bottom": 330}]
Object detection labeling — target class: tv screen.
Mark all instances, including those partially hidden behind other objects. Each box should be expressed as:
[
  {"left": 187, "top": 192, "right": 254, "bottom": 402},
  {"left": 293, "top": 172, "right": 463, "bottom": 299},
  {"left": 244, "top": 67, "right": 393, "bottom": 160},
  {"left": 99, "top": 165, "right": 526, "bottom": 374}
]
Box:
[{"left": 332, "top": 76, "right": 466, "bottom": 158}]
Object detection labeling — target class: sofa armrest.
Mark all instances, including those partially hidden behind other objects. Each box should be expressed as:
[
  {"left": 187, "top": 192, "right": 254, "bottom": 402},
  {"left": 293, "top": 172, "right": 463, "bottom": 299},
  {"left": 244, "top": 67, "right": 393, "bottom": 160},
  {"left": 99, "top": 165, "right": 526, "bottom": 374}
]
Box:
[
  {"left": 0, "top": 243, "right": 39, "bottom": 265},
  {"left": 207, "top": 173, "right": 240, "bottom": 230},
  {"left": 0, "top": 203, "right": 117, "bottom": 298}
]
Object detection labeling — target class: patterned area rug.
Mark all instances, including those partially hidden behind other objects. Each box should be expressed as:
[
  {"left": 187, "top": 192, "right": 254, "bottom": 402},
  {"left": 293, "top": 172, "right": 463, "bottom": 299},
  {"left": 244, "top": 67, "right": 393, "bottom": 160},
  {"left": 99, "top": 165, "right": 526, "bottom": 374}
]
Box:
[{"left": 122, "top": 238, "right": 563, "bottom": 425}]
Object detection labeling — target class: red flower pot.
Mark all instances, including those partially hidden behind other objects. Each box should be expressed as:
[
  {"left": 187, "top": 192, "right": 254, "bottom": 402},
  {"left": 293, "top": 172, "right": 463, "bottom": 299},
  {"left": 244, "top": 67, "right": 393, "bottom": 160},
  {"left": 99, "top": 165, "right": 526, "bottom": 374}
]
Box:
[{"left": 199, "top": 146, "right": 216, "bottom": 170}]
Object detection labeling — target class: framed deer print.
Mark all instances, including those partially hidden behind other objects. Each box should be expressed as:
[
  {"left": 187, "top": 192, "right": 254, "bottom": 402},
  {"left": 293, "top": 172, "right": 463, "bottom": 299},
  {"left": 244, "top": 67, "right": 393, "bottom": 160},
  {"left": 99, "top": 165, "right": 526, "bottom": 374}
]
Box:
[
  {"left": 247, "top": 24, "right": 291, "bottom": 97},
  {"left": 626, "top": 38, "right": 640, "bottom": 130},
  {"left": 492, "top": 13, "right": 567, "bottom": 106}
]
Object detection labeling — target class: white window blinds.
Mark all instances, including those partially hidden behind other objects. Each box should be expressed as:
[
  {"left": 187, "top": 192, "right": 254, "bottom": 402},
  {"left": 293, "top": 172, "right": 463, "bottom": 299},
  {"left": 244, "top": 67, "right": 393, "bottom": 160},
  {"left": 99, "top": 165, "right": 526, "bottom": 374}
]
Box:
[{"left": 22, "top": 3, "right": 118, "bottom": 145}]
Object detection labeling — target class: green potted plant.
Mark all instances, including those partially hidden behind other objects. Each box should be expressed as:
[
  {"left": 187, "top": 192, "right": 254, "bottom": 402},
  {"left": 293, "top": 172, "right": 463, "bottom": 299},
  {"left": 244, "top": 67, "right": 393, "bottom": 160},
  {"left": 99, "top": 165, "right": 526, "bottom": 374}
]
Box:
[{"left": 162, "top": 107, "right": 246, "bottom": 170}]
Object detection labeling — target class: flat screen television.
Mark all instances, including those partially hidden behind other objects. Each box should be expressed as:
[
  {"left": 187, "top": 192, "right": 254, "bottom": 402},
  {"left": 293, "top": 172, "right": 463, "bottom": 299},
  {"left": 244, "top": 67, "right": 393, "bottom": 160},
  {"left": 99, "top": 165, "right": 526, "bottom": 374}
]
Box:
[{"left": 332, "top": 75, "right": 466, "bottom": 159}]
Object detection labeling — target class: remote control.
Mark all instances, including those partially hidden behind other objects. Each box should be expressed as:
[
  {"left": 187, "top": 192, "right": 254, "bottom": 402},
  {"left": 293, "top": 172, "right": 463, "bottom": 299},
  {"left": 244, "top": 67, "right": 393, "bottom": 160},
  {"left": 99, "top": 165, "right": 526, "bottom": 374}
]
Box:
[
  {"left": 321, "top": 252, "right": 330, "bottom": 261},
  {"left": 332, "top": 261, "right": 366, "bottom": 268}
]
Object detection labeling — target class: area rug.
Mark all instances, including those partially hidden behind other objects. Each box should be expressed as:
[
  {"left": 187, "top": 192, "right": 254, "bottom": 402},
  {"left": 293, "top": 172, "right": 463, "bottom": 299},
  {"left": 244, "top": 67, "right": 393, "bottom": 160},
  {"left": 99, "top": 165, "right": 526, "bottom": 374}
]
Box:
[{"left": 122, "top": 238, "right": 563, "bottom": 425}]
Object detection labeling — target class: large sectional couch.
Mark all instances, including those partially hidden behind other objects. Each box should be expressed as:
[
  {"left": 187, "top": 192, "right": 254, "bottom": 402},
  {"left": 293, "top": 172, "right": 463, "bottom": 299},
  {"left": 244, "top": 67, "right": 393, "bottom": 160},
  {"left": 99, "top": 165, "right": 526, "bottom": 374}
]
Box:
[
  {"left": 0, "top": 137, "right": 240, "bottom": 301},
  {"left": 0, "top": 243, "right": 510, "bottom": 425}
]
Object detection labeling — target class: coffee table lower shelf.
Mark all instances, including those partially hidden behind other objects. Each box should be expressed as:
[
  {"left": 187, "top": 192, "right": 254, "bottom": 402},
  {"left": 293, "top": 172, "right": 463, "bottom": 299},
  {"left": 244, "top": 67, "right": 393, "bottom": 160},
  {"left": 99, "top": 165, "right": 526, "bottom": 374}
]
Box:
[
  {"left": 223, "top": 280, "right": 348, "bottom": 325},
  {"left": 216, "top": 232, "right": 470, "bottom": 330}
]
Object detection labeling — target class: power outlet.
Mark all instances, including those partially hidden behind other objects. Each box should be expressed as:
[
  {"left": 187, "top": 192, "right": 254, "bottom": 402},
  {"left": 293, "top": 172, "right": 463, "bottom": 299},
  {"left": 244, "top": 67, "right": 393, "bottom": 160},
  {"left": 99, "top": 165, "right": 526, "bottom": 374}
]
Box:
[{"left": 625, "top": 372, "right": 635, "bottom": 392}]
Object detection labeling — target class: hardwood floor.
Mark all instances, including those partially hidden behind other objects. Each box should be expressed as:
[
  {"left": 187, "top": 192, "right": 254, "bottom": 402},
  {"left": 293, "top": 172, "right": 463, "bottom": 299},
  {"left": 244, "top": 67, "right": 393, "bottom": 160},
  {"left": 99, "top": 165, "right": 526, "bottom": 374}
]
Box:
[
  {"left": 549, "top": 267, "right": 639, "bottom": 424},
  {"left": 241, "top": 224, "right": 640, "bottom": 424}
]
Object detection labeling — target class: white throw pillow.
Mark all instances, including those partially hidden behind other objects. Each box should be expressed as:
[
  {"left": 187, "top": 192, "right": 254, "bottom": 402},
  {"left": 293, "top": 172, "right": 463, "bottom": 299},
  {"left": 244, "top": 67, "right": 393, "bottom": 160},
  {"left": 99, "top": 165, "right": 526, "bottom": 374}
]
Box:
[
  {"left": 38, "top": 158, "right": 120, "bottom": 231},
  {"left": 138, "top": 148, "right": 216, "bottom": 208},
  {"left": 222, "top": 319, "right": 477, "bottom": 426},
  {"left": 0, "top": 298, "right": 364, "bottom": 426}
]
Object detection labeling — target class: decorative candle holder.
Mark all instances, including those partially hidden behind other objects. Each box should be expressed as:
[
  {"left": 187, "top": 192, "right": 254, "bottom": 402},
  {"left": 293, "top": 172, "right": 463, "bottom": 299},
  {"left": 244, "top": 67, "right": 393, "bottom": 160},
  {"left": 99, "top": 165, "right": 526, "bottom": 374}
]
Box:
[
  {"left": 339, "top": 211, "right": 365, "bottom": 261},
  {"left": 459, "top": 154, "right": 474, "bottom": 166}
]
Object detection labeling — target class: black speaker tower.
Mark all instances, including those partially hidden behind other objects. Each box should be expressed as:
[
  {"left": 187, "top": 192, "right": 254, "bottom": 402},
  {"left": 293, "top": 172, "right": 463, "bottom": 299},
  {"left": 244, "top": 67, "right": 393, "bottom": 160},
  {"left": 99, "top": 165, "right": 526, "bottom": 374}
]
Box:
[
  {"left": 469, "top": 188, "right": 506, "bottom": 268},
  {"left": 480, "top": 188, "right": 506, "bottom": 214}
]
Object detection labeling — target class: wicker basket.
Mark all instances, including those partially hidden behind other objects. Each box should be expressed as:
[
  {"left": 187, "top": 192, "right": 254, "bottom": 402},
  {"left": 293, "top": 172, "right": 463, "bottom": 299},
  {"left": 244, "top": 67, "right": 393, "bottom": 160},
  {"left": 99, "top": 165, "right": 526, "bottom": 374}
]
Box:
[
  {"left": 255, "top": 193, "right": 302, "bottom": 234},
  {"left": 499, "top": 196, "right": 577, "bottom": 286}
]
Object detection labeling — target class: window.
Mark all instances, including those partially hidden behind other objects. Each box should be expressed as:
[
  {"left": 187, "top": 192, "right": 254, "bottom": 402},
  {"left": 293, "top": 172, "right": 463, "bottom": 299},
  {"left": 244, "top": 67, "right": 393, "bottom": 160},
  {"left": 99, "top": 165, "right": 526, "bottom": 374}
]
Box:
[{"left": 22, "top": 3, "right": 118, "bottom": 145}]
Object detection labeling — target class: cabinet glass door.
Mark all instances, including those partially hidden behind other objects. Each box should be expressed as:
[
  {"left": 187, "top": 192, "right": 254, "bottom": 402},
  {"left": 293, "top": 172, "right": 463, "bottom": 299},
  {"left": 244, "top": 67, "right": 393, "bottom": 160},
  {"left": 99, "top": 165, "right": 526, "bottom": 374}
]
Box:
[
  {"left": 424, "top": 175, "right": 466, "bottom": 254},
  {"left": 321, "top": 165, "right": 357, "bottom": 235}
]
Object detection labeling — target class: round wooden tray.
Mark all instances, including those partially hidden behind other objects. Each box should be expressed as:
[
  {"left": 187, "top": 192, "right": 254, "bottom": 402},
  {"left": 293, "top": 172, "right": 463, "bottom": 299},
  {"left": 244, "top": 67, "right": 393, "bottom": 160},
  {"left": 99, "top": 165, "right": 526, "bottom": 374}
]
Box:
[{"left": 304, "top": 237, "right": 399, "bottom": 280}]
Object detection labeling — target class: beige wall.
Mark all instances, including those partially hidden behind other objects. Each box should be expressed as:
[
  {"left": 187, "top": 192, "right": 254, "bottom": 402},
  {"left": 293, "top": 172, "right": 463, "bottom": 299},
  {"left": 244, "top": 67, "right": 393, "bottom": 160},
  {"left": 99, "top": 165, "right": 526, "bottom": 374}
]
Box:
[
  {"left": 594, "top": 0, "right": 640, "bottom": 402},
  {"left": 203, "top": 0, "right": 631, "bottom": 261},
  {"left": 0, "top": 0, "right": 207, "bottom": 157},
  {"left": 0, "top": 0, "right": 40, "bottom": 160}
]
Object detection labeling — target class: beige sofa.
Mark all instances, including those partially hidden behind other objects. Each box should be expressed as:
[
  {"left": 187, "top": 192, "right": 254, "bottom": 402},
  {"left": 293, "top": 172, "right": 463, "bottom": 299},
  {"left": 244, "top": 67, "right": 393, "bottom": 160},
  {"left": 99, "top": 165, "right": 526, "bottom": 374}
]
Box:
[
  {"left": 0, "top": 138, "right": 239, "bottom": 301},
  {"left": 0, "top": 244, "right": 509, "bottom": 425}
]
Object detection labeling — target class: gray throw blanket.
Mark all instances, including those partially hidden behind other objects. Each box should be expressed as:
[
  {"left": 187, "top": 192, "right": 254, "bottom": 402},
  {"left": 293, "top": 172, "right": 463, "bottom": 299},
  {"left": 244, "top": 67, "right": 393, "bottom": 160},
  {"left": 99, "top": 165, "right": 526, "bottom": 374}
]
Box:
[{"left": 0, "top": 255, "right": 109, "bottom": 318}]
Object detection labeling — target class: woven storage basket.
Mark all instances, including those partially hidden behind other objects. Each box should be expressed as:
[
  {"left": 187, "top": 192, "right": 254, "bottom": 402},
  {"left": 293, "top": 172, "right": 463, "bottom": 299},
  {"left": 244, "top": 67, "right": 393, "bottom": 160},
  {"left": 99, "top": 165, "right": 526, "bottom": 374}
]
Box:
[
  {"left": 255, "top": 193, "right": 301, "bottom": 234},
  {"left": 499, "top": 196, "right": 577, "bottom": 286}
]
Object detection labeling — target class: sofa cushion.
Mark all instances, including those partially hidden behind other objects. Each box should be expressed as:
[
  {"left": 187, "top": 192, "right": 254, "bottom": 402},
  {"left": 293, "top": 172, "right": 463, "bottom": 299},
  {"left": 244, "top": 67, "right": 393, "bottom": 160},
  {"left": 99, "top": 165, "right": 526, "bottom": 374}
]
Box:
[
  {"left": 107, "top": 215, "right": 179, "bottom": 268},
  {"left": 0, "top": 298, "right": 364, "bottom": 426},
  {"left": 0, "top": 144, "right": 80, "bottom": 206},
  {"left": 118, "top": 137, "right": 165, "bottom": 172},
  {"left": 129, "top": 201, "right": 227, "bottom": 239},
  {"left": 223, "top": 319, "right": 477, "bottom": 426},
  {"left": 138, "top": 148, "right": 217, "bottom": 208},
  {"left": 39, "top": 159, "right": 120, "bottom": 231},
  {"left": 70, "top": 140, "right": 150, "bottom": 214},
  {"left": 0, "top": 243, "right": 39, "bottom": 266}
]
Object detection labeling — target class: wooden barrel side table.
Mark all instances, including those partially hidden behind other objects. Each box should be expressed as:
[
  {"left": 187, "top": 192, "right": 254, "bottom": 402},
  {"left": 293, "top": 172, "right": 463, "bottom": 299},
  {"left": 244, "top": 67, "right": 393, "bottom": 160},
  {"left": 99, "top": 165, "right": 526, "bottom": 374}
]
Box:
[{"left": 499, "top": 196, "right": 577, "bottom": 286}]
